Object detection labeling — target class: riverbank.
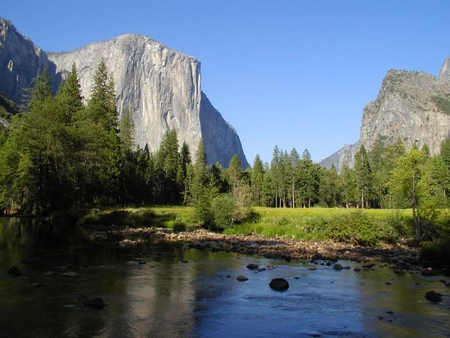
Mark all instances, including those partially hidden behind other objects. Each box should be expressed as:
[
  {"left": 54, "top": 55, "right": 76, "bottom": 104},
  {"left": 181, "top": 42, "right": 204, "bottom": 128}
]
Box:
[{"left": 83, "top": 224, "right": 448, "bottom": 274}]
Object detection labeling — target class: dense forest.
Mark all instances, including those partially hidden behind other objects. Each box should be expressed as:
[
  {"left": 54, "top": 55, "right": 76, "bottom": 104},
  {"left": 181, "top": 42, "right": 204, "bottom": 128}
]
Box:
[{"left": 1, "top": 64, "right": 450, "bottom": 242}]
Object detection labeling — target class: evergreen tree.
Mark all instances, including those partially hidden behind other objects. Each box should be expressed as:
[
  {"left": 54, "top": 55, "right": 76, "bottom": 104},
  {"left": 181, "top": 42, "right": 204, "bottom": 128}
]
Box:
[
  {"left": 340, "top": 164, "right": 357, "bottom": 207},
  {"left": 298, "top": 149, "right": 319, "bottom": 207},
  {"left": 354, "top": 144, "right": 373, "bottom": 208},
  {"left": 319, "top": 164, "right": 340, "bottom": 207},
  {"left": 26, "top": 67, "right": 53, "bottom": 111},
  {"left": 251, "top": 154, "right": 264, "bottom": 206},
  {"left": 228, "top": 154, "right": 242, "bottom": 194}
]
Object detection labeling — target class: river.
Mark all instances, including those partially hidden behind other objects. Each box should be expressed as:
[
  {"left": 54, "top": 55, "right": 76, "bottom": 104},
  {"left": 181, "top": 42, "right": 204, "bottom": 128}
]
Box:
[{"left": 0, "top": 217, "right": 449, "bottom": 337}]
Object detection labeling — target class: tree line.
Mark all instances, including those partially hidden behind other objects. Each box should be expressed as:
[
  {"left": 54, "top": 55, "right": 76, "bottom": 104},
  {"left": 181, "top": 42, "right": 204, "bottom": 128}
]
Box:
[{"left": 1, "top": 64, "right": 450, "bottom": 239}]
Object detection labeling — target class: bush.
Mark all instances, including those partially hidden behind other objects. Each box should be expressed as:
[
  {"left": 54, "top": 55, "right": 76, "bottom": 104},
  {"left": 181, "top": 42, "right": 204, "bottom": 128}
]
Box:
[
  {"left": 211, "top": 195, "right": 236, "bottom": 229},
  {"left": 384, "top": 210, "right": 412, "bottom": 237},
  {"left": 325, "top": 210, "right": 396, "bottom": 246},
  {"left": 210, "top": 194, "right": 259, "bottom": 229}
]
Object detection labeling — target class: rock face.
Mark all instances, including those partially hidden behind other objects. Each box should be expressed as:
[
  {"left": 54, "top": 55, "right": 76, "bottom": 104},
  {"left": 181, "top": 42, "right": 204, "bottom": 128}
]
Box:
[
  {"left": 321, "top": 61, "right": 450, "bottom": 171},
  {"left": 0, "top": 19, "right": 50, "bottom": 104},
  {"left": 0, "top": 18, "right": 248, "bottom": 167}
]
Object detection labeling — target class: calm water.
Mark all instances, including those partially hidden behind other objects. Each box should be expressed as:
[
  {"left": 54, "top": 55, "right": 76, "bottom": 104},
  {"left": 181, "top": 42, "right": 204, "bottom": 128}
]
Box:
[{"left": 0, "top": 218, "right": 449, "bottom": 338}]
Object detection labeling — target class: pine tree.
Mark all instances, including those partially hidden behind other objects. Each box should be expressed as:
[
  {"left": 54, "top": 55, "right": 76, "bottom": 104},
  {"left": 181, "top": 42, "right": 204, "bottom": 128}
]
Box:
[
  {"left": 251, "top": 154, "right": 264, "bottom": 206},
  {"left": 228, "top": 154, "right": 242, "bottom": 194},
  {"left": 354, "top": 144, "right": 372, "bottom": 208}
]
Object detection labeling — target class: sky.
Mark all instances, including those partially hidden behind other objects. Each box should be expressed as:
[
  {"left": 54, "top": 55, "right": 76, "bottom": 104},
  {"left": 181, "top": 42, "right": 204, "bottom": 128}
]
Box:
[{"left": 3, "top": 1, "right": 450, "bottom": 164}]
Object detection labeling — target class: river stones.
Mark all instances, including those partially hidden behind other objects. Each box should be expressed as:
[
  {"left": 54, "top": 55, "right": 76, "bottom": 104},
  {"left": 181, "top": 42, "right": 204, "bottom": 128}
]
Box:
[
  {"left": 424, "top": 291, "right": 442, "bottom": 303},
  {"left": 269, "top": 278, "right": 289, "bottom": 291},
  {"left": 236, "top": 275, "right": 248, "bottom": 281},
  {"left": 31, "top": 282, "right": 42, "bottom": 288},
  {"left": 63, "top": 271, "right": 80, "bottom": 278},
  {"left": 421, "top": 268, "right": 434, "bottom": 276},
  {"left": 7, "top": 265, "right": 21, "bottom": 277},
  {"left": 333, "top": 263, "right": 344, "bottom": 270},
  {"left": 246, "top": 263, "right": 259, "bottom": 270},
  {"left": 354, "top": 267, "right": 362, "bottom": 272},
  {"left": 43, "top": 271, "right": 56, "bottom": 276},
  {"left": 83, "top": 297, "right": 105, "bottom": 309}
]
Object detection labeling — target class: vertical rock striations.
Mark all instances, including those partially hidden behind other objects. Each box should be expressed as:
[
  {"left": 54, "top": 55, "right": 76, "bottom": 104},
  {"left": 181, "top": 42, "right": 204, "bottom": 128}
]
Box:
[{"left": 0, "top": 18, "right": 248, "bottom": 167}]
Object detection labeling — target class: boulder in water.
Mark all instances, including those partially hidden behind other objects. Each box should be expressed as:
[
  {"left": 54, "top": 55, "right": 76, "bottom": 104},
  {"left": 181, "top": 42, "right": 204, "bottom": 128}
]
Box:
[
  {"left": 269, "top": 278, "right": 289, "bottom": 291},
  {"left": 83, "top": 297, "right": 105, "bottom": 309},
  {"left": 424, "top": 291, "right": 442, "bottom": 303},
  {"left": 7, "top": 265, "right": 21, "bottom": 277}
]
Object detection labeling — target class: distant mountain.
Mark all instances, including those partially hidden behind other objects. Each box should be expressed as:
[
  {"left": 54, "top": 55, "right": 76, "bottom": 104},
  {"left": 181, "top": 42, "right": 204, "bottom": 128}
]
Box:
[
  {"left": 321, "top": 60, "right": 450, "bottom": 171},
  {"left": 0, "top": 18, "right": 248, "bottom": 167}
]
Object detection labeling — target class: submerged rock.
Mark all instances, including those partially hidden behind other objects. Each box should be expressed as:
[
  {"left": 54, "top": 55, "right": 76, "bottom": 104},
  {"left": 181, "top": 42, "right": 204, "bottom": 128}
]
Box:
[
  {"left": 43, "top": 271, "right": 56, "bottom": 277},
  {"left": 7, "top": 265, "right": 21, "bottom": 277},
  {"left": 424, "top": 291, "right": 442, "bottom": 303},
  {"left": 236, "top": 275, "right": 248, "bottom": 281},
  {"left": 63, "top": 272, "right": 80, "bottom": 278},
  {"left": 246, "top": 263, "right": 259, "bottom": 270},
  {"left": 269, "top": 278, "right": 289, "bottom": 291},
  {"left": 83, "top": 297, "right": 105, "bottom": 309},
  {"left": 333, "top": 264, "right": 344, "bottom": 270}
]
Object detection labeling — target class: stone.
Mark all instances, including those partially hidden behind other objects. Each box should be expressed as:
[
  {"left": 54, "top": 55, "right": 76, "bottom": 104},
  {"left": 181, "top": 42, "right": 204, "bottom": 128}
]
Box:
[
  {"left": 63, "top": 272, "right": 80, "bottom": 278},
  {"left": 43, "top": 271, "right": 55, "bottom": 276},
  {"left": 236, "top": 275, "right": 248, "bottom": 281},
  {"left": 269, "top": 278, "right": 289, "bottom": 291},
  {"left": 31, "top": 282, "right": 42, "bottom": 288},
  {"left": 333, "top": 263, "right": 344, "bottom": 270},
  {"left": 83, "top": 297, "right": 106, "bottom": 309},
  {"left": 7, "top": 265, "right": 21, "bottom": 277},
  {"left": 246, "top": 263, "right": 259, "bottom": 270},
  {"left": 421, "top": 269, "right": 434, "bottom": 276},
  {"left": 424, "top": 291, "right": 442, "bottom": 303},
  {"left": 354, "top": 267, "right": 362, "bottom": 272}
]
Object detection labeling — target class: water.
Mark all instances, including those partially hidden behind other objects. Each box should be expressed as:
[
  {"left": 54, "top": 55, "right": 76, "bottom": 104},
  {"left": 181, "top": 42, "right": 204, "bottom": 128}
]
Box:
[{"left": 0, "top": 218, "right": 449, "bottom": 337}]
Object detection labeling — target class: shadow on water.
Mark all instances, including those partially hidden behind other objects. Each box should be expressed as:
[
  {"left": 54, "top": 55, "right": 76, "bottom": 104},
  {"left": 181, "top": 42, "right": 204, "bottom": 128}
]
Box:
[{"left": 0, "top": 217, "right": 450, "bottom": 337}]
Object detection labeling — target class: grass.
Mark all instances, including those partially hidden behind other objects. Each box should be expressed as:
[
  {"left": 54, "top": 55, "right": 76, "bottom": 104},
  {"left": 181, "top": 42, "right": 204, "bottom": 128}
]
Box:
[
  {"left": 76, "top": 205, "right": 450, "bottom": 261},
  {"left": 78, "top": 205, "right": 194, "bottom": 230},
  {"left": 223, "top": 207, "right": 412, "bottom": 244}
]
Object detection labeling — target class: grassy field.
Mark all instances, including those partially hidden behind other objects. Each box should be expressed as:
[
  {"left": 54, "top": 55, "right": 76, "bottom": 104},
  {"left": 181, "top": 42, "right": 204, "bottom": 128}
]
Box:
[{"left": 79, "top": 206, "right": 414, "bottom": 243}]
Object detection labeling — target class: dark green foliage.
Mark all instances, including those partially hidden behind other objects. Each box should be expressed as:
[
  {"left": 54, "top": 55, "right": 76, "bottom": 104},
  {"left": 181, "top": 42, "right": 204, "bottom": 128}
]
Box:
[
  {"left": 326, "top": 211, "right": 396, "bottom": 246},
  {"left": 421, "top": 239, "right": 450, "bottom": 264}
]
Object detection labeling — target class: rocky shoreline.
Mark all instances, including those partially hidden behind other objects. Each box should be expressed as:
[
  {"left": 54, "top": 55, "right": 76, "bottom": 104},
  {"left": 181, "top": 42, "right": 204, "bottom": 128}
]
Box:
[{"left": 83, "top": 225, "right": 450, "bottom": 275}]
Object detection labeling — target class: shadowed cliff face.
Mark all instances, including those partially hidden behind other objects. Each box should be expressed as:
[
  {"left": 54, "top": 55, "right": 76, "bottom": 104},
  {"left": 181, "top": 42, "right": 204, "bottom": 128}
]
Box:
[
  {"left": 0, "top": 18, "right": 52, "bottom": 104},
  {"left": 0, "top": 18, "right": 248, "bottom": 167},
  {"left": 321, "top": 61, "right": 450, "bottom": 171}
]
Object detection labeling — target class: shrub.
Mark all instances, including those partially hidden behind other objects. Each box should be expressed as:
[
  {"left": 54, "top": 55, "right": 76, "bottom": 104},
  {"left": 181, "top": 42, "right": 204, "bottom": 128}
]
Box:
[
  {"left": 211, "top": 195, "right": 236, "bottom": 229},
  {"left": 325, "top": 210, "right": 396, "bottom": 246},
  {"left": 384, "top": 210, "right": 412, "bottom": 237}
]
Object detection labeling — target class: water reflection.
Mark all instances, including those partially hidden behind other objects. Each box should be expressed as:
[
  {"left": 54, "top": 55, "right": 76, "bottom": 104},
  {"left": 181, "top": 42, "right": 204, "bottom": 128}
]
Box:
[{"left": 0, "top": 217, "right": 449, "bottom": 337}]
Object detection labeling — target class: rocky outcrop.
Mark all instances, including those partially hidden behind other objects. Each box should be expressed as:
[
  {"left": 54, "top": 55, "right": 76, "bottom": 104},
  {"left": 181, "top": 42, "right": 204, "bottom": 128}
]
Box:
[
  {"left": 321, "top": 61, "right": 450, "bottom": 170},
  {"left": 0, "top": 18, "right": 248, "bottom": 167},
  {"left": 0, "top": 18, "right": 51, "bottom": 104}
]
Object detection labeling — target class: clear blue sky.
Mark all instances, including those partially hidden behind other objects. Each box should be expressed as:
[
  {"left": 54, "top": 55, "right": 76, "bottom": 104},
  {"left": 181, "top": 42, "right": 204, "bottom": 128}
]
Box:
[{"left": 3, "top": 1, "right": 450, "bottom": 164}]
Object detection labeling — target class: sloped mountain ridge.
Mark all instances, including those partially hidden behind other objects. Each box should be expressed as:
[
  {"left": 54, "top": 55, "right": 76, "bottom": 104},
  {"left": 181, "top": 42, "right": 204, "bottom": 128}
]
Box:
[{"left": 320, "top": 60, "right": 450, "bottom": 171}]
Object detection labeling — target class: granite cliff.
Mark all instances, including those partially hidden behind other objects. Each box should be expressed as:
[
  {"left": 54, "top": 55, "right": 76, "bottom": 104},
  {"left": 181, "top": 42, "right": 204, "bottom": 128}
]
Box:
[
  {"left": 0, "top": 18, "right": 248, "bottom": 167},
  {"left": 321, "top": 60, "right": 450, "bottom": 171}
]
